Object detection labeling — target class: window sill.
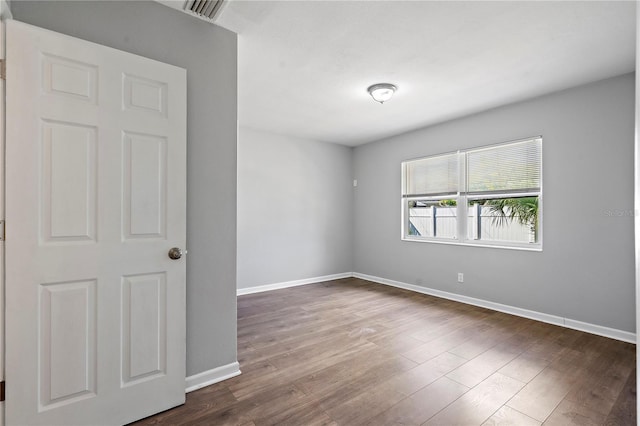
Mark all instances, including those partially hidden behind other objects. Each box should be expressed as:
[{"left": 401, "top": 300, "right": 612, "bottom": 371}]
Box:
[{"left": 401, "top": 236, "right": 543, "bottom": 252}]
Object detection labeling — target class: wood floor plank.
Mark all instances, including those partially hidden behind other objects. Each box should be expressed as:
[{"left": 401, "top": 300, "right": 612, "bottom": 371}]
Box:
[
  {"left": 402, "top": 322, "right": 492, "bottom": 364},
  {"left": 498, "top": 353, "right": 549, "bottom": 384},
  {"left": 132, "top": 279, "right": 635, "bottom": 426},
  {"left": 382, "top": 351, "right": 468, "bottom": 396},
  {"left": 367, "top": 377, "right": 469, "bottom": 426},
  {"left": 516, "top": 338, "right": 566, "bottom": 365},
  {"left": 252, "top": 399, "right": 335, "bottom": 426},
  {"left": 133, "top": 384, "right": 238, "bottom": 425},
  {"left": 303, "top": 354, "right": 418, "bottom": 409},
  {"left": 366, "top": 329, "right": 432, "bottom": 353},
  {"left": 229, "top": 339, "right": 381, "bottom": 400},
  {"left": 241, "top": 312, "right": 367, "bottom": 350},
  {"left": 445, "top": 344, "right": 524, "bottom": 388},
  {"left": 604, "top": 367, "right": 637, "bottom": 426},
  {"left": 217, "top": 383, "right": 310, "bottom": 425},
  {"left": 424, "top": 373, "right": 525, "bottom": 425},
  {"left": 543, "top": 399, "right": 607, "bottom": 426},
  {"left": 446, "top": 321, "right": 520, "bottom": 360},
  {"left": 294, "top": 348, "right": 417, "bottom": 397},
  {"left": 266, "top": 331, "right": 379, "bottom": 370},
  {"left": 239, "top": 316, "right": 384, "bottom": 365},
  {"left": 506, "top": 366, "right": 579, "bottom": 422},
  {"left": 563, "top": 351, "right": 633, "bottom": 417},
  {"left": 408, "top": 312, "right": 485, "bottom": 344},
  {"left": 321, "top": 379, "right": 407, "bottom": 425},
  {"left": 481, "top": 405, "right": 541, "bottom": 426}
]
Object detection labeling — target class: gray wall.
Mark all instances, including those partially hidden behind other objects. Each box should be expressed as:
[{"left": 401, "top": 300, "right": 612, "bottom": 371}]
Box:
[
  {"left": 12, "top": 1, "right": 238, "bottom": 376},
  {"left": 353, "top": 73, "right": 636, "bottom": 333},
  {"left": 1, "top": 0, "right": 10, "bottom": 18},
  {"left": 237, "top": 127, "right": 353, "bottom": 289}
]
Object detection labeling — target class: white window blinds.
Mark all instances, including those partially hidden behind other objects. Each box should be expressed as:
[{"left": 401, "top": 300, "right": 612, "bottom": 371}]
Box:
[
  {"left": 466, "top": 138, "right": 541, "bottom": 195},
  {"left": 403, "top": 152, "right": 458, "bottom": 197}
]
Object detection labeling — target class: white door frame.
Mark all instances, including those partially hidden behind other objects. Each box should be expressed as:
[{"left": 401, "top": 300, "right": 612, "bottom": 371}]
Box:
[
  {"left": 0, "top": 1, "right": 10, "bottom": 424},
  {"left": 635, "top": 4, "right": 639, "bottom": 421}
]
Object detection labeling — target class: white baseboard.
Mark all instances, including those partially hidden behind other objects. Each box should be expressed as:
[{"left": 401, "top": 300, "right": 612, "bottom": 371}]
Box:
[
  {"left": 185, "top": 361, "right": 241, "bottom": 393},
  {"left": 235, "top": 271, "right": 635, "bottom": 343},
  {"left": 237, "top": 272, "right": 353, "bottom": 296},
  {"left": 353, "top": 272, "right": 636, "bottom": 344},
  {"left": 563, "top": 318, "right": 635, "bottom": 343}
]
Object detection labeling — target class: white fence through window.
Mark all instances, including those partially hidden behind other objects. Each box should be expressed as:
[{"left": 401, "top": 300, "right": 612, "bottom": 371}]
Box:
[{"left": 408, "top": 204, "right": 534, "bottom": 243}]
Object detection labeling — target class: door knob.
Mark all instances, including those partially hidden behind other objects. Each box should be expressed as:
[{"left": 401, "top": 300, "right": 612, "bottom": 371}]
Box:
[{"left": 168, "top": 247, "right": 183, "bottom": 260}]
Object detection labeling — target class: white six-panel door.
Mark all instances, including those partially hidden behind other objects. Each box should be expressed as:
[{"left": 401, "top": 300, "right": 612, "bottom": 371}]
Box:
[{"left": 5, "top": 20, "right": 187, "bottom": 425}]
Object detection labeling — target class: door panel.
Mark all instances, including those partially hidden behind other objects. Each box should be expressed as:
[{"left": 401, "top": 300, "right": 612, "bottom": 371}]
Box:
[
  {"left": 42, "top": 54, "right": 98, "bottom": 103},
  {"left": 123, "top": 74, "right": 167, "bottom": 116},
  {"left": 5, "top": 20, "right": 187, "bottom": 425},
  {"left": 39, "top": 280, "right": 97, "bottom": 409},
  {"left": 123, "top": 132, "right": 167, "bottom": 239},
  {"left": 41, "top": 120, "right": 98, "bottom": 243},
  {"left": 121, "top": 272, "right": 167, "bottom": 386}
]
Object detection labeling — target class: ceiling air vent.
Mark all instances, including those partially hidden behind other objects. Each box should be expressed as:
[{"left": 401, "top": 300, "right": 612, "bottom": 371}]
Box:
[{"left": 184, "top": 0, "right": 225, "bottom": 22}]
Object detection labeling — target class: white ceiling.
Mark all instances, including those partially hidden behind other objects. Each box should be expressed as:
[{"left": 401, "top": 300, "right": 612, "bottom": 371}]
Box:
[{"left": 215, "top": 1, "right": 635, "bottom": 147}]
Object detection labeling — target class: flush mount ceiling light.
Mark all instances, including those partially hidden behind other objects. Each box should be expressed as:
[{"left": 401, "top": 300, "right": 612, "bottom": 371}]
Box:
[{"left": 367, "top": 83, "right": 397, "bottom": 104}]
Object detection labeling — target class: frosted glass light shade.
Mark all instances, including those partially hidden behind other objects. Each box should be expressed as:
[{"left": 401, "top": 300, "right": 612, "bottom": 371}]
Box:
[{"left": 367, "top": 83, "right": 397, "bottom": 104}]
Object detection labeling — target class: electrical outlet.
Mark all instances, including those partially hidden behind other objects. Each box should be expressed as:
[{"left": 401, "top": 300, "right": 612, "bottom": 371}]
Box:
[{"left": 457, "top": 273, "right": 464, "bottom": 283}]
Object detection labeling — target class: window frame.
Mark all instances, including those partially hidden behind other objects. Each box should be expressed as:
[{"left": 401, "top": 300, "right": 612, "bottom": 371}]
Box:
[{"left": 401, "top": 137, "right": 543, "bottom": 251}]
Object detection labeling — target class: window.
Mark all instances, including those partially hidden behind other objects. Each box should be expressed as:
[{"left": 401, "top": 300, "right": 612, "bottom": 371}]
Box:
[{"left": 402, "top": 137, "right": 542, "bottom": 249}]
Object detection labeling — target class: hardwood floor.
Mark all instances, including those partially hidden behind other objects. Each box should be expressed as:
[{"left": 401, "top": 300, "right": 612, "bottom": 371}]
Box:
[{"left": 134, "top": 277, "right": 636, "bottom": 425}]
